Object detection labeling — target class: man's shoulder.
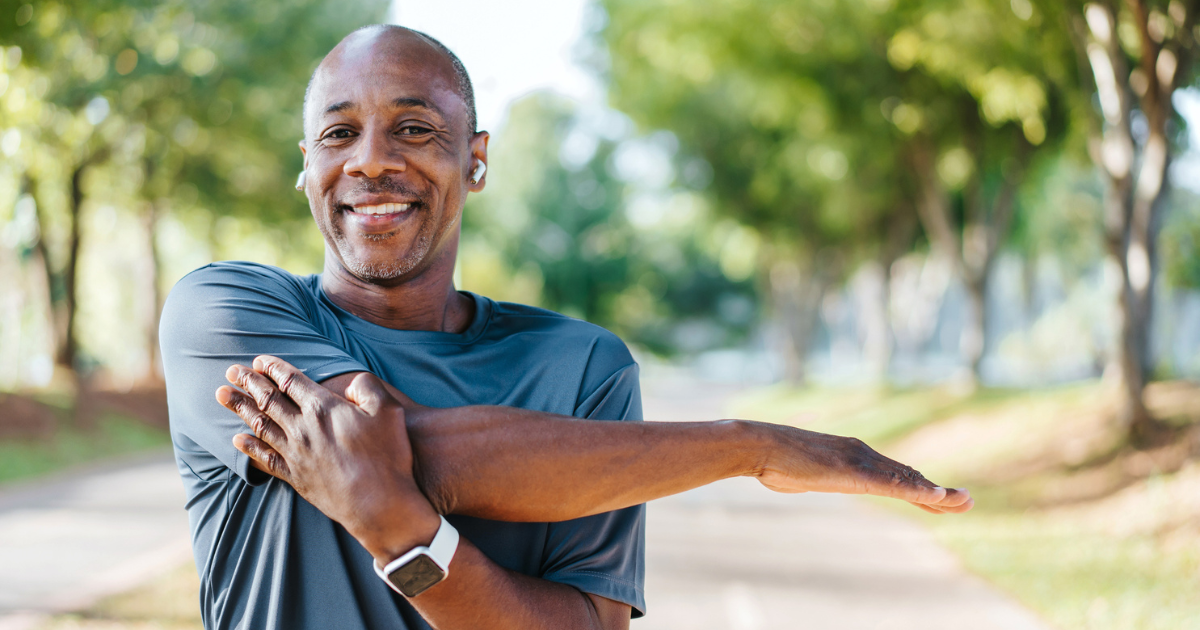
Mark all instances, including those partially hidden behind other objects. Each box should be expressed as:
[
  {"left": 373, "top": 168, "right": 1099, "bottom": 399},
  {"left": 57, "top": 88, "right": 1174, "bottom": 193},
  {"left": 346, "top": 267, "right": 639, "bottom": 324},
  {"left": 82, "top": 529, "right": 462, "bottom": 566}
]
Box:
[
  {"left": 170, "top": 260, "right": 311, "bottom": 297},
  {"left": 161, "top": 261, "right": 323, "bottom": 339},
  {"left": 487, "top": 299, "right": 633, "bottom": 362}
]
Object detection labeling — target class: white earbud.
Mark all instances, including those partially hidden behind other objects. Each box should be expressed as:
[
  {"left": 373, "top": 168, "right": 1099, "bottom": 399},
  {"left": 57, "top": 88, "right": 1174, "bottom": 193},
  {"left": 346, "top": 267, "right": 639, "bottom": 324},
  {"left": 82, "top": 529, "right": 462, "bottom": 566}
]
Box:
[
  {"left": 469, "top": 162, "right": 486, "bottom": 185},
  {"left": 295, "top": 170, "right": 307, "bottom": 191}
]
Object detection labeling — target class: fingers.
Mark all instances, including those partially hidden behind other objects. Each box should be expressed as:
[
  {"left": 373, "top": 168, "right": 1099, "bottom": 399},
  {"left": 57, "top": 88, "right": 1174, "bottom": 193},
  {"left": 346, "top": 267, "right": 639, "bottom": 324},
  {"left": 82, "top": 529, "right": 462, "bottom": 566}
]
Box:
[
  {"left": 233, "top": 433, "right": 290, "bottom": 480},
  {"left": 216, "top": 384, "right": 289, "bottom": 451},
  {"left": 253, "top": 356, "right": 331, "bottom": 414},
  {"left": 909, "top": 501, "right": 945, "bottom": 514},
  {"left": 929, "top": 489, "right": 974, "bottom": 513},
  {"left": 853, "top": 444, "right": 974, "bottom": 512},
  {"left": 226, "top": 363, "right": 301, "bottom": 422}
]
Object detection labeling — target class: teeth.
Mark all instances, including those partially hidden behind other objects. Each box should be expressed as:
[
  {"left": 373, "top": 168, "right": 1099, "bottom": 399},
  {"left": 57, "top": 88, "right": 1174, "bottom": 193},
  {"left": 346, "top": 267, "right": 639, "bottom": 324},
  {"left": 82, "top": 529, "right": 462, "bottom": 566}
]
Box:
[{"left": 354, "top": 203, "right": 411, "bottom": 215}]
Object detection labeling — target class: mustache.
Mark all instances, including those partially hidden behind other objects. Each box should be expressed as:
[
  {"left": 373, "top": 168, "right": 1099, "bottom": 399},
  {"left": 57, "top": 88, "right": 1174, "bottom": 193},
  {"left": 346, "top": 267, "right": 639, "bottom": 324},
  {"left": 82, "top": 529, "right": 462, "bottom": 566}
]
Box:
[{"left": 342, "top": 177, "right": 427, "bottom": 203}]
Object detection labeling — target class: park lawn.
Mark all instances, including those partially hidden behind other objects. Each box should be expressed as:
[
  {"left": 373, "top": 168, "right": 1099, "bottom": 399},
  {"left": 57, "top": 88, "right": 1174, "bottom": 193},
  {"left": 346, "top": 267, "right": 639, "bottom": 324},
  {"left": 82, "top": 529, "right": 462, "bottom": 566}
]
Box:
[
  {"left": 39, "top": 562, "right": 203, "bottom": 630},
  {"left": 734, "top": 380, "right": 1200, "bottom": 630},
  {"left": 0, "top": 413, "right": 172, "bottom": 486}
]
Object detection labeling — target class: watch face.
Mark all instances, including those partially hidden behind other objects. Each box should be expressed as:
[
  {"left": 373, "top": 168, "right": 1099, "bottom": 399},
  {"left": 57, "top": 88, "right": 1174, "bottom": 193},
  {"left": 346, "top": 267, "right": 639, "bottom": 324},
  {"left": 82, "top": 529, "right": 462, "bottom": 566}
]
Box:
[{"left": 387, "top": 553, "right": 446, "bottom": 598}]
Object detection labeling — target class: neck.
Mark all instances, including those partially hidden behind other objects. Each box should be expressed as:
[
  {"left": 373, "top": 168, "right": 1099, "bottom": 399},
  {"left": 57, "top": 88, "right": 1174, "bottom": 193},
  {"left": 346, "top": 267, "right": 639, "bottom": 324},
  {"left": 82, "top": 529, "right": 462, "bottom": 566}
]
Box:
[{"left": 320, "top": 237, "right": 474, "bottom": 334}]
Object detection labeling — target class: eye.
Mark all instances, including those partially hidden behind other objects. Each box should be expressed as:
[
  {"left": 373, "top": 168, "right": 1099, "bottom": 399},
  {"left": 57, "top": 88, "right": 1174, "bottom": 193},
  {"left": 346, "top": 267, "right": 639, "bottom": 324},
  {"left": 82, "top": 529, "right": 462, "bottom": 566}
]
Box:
[
  {"left": 322, "top": 128, "right": 355, "bottom": 141},
  {"left": 397, "top": 124, "right": 433, "bottom": 136}
]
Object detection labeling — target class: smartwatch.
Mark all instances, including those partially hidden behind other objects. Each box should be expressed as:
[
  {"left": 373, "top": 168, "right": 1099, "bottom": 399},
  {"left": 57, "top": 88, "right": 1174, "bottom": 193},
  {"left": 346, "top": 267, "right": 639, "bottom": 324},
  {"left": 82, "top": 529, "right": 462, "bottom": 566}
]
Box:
[{"left": 373, "top": 515, "right": 460, "bottom": 598}]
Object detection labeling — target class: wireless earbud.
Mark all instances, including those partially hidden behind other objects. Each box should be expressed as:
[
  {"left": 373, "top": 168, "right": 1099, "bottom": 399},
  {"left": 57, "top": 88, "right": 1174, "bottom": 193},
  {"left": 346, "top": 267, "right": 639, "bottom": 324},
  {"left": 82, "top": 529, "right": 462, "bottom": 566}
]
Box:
[
  {"left": 295, "top": 171, "right": 307, "bottom": 191},
  {"left": 469, "top": 162, "right": 486, "bottom": 185}
]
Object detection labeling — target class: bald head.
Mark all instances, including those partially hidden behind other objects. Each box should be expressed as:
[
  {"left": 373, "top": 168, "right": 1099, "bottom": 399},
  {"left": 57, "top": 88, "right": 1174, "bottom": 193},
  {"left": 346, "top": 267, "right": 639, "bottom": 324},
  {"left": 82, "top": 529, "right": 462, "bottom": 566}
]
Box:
[{"left": 303, "top": 25, "right": 477, "bottom": 140}]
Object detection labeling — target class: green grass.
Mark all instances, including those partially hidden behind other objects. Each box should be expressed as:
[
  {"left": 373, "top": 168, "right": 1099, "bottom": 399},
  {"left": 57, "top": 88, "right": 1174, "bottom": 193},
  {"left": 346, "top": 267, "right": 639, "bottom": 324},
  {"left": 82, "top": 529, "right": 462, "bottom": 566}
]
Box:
[
  {"left": 731, "top": 381, "right": 1057, "bottom": 444},
  {"left": 736, "top": 381, "right": 1200, "bottom": 630},
  {"left": 0, "top": 414, "right": 172, "bottom": 486},
  {"left": 925, "top": 511, "right": 1200, "bottom": 630}
]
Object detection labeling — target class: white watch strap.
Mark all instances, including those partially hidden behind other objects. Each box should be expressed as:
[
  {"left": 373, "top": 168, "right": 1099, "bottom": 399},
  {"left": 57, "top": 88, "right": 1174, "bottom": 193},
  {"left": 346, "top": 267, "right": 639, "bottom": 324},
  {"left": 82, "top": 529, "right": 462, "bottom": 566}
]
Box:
[
  {"left": 424, "top": 515, "right": 459, "bottom": 571},
  {"left": 373, "top": 516, "right": 460, "bottom": 588}
]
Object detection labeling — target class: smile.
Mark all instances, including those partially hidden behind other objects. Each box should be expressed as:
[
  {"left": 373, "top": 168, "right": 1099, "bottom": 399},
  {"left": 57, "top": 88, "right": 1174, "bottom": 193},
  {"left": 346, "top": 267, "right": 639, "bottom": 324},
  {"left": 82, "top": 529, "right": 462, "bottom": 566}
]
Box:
[{"left": 350, "top": 203, "right": 412, "bottom": 215}]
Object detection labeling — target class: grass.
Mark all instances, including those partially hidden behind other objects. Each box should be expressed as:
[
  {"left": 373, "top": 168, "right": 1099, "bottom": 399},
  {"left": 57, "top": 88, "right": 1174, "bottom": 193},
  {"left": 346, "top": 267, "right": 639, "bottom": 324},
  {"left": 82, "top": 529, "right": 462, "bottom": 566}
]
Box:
[
  {"left": 0, "top": 413, "right": 172, "bottom": 486},
  {"left": 732, "top": 380, "right": 1200, "bottom": 630},
  {"left": 38, "top": 562, "right": 203, "bottom": 630}
]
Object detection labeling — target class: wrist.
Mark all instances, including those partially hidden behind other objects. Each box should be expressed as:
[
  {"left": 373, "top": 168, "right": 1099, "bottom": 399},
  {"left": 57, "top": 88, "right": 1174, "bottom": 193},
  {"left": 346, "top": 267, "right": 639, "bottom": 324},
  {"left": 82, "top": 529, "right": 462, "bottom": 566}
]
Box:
[
  {"left": 353, "top": 488, "right": 444, "bottom": 564},
  {"left": 725, "top": 419, "right": 776, "bottom": 479}
]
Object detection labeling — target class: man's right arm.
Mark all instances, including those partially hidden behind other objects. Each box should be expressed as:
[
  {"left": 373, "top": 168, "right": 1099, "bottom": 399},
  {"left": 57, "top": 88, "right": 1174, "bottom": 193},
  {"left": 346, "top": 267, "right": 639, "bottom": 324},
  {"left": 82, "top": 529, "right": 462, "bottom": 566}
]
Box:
[{"left": 223, "top": 361, "right": 973, "bottom": 526}]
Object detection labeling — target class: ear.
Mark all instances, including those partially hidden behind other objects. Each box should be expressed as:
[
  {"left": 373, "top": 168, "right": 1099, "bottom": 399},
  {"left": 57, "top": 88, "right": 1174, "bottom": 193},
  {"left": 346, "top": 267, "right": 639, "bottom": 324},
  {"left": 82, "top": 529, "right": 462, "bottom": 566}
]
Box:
[
  {"left": 298, "top": 139, "right": 308, "bottom": 167},
  {"left": 467, "top": 131, "right": 490, "bottom": 193}
]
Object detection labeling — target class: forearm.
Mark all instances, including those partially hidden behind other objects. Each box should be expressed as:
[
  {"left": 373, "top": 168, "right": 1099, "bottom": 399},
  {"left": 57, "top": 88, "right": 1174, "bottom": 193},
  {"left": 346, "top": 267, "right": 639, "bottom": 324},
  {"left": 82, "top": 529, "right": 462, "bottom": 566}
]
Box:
[
  {"left": 406, "top": 404, "right": 766, "bottom": 521},
  {"left": 406, "top": 535, "right": 625, "bottom": 630}
]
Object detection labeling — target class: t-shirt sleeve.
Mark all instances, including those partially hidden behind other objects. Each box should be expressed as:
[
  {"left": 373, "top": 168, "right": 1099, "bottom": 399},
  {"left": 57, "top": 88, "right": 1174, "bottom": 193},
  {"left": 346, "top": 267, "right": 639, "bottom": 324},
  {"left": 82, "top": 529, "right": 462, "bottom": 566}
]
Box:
[
  {"left": 159, "top": 262, "right": 368, "bottom": 484},
  {"left": 539, "top": 334, "right": 647, "bottom": 617}
]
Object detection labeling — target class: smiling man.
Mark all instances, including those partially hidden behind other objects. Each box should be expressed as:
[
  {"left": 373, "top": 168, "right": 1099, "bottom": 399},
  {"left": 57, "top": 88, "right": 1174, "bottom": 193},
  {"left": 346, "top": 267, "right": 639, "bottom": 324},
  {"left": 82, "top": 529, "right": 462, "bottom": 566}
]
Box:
[{"left": 160, "top": 25, "right": 971, "bottom": 630}]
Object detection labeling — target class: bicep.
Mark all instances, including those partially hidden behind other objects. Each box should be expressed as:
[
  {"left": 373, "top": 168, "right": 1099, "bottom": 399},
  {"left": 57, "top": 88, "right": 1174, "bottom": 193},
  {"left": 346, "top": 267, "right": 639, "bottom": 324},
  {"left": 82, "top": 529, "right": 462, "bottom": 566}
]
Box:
[{"left": 161, "top": 265, "right": 367, "bottom": 482}]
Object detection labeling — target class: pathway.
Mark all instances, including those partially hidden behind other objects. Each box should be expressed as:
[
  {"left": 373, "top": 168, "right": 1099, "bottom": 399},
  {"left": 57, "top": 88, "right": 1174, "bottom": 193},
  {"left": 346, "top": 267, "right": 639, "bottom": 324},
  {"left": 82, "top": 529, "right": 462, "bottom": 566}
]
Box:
[{"left": 0, "top": 453, "right": 191, "bottom": 630}]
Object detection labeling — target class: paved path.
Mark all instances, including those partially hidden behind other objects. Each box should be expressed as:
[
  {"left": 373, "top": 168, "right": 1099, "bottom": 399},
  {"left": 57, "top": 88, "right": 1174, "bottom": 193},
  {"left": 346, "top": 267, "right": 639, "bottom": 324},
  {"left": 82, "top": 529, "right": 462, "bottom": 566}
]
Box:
[
  {"left": 0, "top": 374, "right": 1053, "bottom": 629},
  {"left": 0, "top": 452, "right": 191, "bottom": 629},
  {"left": 636, "top": 372, "right": 1053, "bottom": 630}
]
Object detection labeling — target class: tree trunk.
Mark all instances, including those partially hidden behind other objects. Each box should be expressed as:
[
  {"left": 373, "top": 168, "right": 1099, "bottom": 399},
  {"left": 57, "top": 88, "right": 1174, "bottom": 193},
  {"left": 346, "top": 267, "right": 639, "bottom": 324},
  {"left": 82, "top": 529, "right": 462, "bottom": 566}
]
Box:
[
  {"left": 857, "top": 260, "right": 892, "bottom": 381},
  {"left": 56, "top": 163, "right": 86, "bottom": 372},
  {"left": 860, "top": 207, "right": 917, "bottom": 381},
  {"left": 961, "top": 276, "right": 987, "bottom": 378},
  {"left": 1077, "top": 0, "right": 1192, "bottom": 441},
  {"left": 141, "top": 201, "right": 164, "bottom": 384},
  {"left": 769, "top": 255, "right": 826, "bottom": 386},
  {"left": 26, "top": 175, "right": 64, "bottom": 365},
  {"left": 909, "top": 137, "right": 1026, "bottom": 387}
]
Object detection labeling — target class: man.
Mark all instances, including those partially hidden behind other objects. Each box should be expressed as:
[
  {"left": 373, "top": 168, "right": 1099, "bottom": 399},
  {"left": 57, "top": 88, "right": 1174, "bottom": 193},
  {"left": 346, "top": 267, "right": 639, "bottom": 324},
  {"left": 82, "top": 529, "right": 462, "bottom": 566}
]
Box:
[{"left": 160, "top": 24, "right": 972, "bottom": 630}]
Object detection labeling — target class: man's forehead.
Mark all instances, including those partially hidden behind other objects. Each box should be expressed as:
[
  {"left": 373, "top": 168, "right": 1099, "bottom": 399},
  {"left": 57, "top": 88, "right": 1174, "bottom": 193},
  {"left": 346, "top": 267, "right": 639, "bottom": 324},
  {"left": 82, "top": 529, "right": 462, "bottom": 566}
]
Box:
[{"left": 309, "top": 27, "right": 464, "bottom": 126}]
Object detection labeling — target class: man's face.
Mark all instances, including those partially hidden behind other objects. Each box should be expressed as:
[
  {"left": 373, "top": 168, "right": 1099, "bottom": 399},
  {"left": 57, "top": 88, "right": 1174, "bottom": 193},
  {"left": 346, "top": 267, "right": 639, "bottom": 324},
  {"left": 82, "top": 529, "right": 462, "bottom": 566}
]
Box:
[{"left": 301, "top": 31, "right": 485, "bottom": 283}]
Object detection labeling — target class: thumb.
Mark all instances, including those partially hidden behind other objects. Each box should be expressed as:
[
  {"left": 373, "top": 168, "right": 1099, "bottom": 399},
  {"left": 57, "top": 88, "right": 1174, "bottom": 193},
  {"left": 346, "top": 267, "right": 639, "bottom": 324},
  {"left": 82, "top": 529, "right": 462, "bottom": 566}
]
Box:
[{"left": 344, "top": 372, "right": 393, "bottom": 416}]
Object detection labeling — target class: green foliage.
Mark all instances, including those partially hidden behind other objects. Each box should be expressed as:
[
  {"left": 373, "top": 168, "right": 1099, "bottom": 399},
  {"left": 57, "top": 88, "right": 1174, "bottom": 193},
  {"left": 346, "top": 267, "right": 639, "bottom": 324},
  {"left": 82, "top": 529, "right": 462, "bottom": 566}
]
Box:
[
  {"left": 0, "top": 0, "right": 387, "bottom": 222},
  {"left": 599, "top": 0, "right": 1079, "bottom": 270},
  {"left": 462, "top": 93, "right": 758, "bottom": 354},
  {"left": 600, "top": 0, "right": 905, "bottom": 257}
]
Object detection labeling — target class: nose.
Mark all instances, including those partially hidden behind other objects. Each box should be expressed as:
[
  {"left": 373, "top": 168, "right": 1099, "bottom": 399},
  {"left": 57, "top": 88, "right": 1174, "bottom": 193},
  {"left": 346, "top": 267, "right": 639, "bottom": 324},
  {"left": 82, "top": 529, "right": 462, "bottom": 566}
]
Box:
[{"left": 343, "top": 126, "right": 406, "bottom": 179}]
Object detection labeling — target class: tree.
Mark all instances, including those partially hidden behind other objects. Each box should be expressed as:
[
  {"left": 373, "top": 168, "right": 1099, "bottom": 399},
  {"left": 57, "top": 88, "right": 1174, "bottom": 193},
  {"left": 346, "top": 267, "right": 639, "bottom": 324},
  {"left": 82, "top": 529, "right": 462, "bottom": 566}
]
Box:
[
  {"left": 461, "top": 92, "right": 757, "bottom": 355},
  {"left": 886, "top": 0, "right": 1076, "bottom": 383},
  {"left": 1063, "top": 0, "right": 1199, "bottom": 440},
  {"left": 1, "top": 0, "right": 386, "bottom": 383},
  {"left": 600, "top": 0, "right": 1069, "bottom": 384}
]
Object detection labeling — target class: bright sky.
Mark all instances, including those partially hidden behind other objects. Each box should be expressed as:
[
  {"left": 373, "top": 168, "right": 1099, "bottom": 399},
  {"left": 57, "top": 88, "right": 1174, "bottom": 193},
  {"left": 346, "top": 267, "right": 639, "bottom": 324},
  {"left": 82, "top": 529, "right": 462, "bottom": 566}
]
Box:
[{"left": 388, "top": 0, "right": 603, "bottom": 134}]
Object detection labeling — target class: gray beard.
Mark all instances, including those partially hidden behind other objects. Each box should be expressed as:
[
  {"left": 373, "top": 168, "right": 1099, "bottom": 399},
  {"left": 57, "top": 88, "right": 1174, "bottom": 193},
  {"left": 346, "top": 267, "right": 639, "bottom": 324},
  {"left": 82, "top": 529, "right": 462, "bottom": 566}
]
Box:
[{"left": 331, "top": 229, "right": 434, "bottom": 282}]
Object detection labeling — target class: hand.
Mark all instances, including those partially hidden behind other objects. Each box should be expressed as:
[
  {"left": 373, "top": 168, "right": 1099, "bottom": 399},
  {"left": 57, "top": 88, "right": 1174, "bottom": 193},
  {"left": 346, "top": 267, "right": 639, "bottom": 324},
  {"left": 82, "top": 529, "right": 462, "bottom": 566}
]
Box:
[
  {"left": 215, "top": 356, "right": 441, "bottom": 561},
  {"left": 751, "top": 423, "right": 974, "bottom": 514}
]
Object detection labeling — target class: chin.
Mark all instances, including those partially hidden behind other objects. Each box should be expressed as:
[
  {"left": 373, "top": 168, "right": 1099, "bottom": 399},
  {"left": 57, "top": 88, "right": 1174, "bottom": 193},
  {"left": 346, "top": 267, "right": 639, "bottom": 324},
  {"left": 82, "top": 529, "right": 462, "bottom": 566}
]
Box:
[{"left": 339, "top": 236, "right": 433, "bottom": 282}]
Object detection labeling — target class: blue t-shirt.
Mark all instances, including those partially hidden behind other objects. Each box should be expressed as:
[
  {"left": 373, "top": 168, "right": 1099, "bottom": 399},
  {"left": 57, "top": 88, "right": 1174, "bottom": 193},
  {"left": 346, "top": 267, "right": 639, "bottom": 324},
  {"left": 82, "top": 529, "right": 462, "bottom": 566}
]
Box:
[{"left": 159, "top": 261, "right": 646, "bottom": 630}]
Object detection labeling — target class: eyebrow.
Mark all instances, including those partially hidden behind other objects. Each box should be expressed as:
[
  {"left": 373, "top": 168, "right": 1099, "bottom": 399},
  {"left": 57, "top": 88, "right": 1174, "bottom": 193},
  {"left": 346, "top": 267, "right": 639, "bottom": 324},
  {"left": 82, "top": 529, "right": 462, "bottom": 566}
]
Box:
[{"left": 322, "top": 97, "right": 447, "bottom": 120}]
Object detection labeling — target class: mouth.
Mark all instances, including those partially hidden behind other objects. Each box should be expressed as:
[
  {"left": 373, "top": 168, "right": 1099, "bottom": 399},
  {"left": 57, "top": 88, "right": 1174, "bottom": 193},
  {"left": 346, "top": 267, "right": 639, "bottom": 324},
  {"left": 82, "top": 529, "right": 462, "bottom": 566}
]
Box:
[
  {"left": 338, "top": 200, "right": 421, "bottom": 235},
  {"left": 348, "top": 202, "right": 413, "bottom": 216}
]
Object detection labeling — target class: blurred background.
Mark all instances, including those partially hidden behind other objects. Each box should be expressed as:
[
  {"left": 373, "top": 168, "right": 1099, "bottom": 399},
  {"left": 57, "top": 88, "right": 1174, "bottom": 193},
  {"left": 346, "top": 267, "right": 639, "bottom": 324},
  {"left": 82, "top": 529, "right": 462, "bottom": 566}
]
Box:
[{"left": 0, "top": 0, "right": 1198, "bottom": 628}]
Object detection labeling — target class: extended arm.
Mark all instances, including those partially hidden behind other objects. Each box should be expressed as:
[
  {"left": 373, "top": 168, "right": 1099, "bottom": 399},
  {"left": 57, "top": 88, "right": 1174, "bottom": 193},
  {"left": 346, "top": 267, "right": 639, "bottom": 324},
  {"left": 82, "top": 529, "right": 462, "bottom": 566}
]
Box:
[{"left": 219, "top": 358, "right": 972, "bottom": 524}]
